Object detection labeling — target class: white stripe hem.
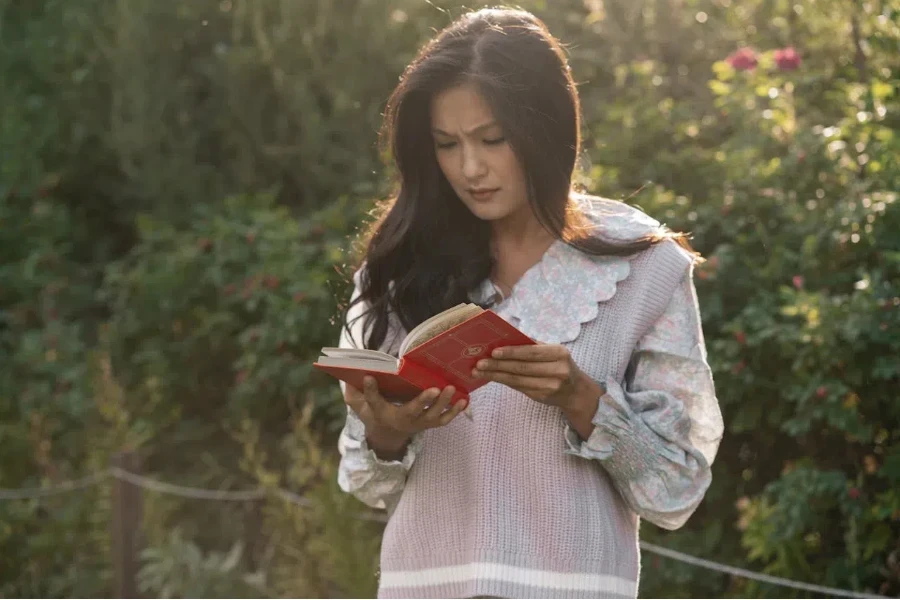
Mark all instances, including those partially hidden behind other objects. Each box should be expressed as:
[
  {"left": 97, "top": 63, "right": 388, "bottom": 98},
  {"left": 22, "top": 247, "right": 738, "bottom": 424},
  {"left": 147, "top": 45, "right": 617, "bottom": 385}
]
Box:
[{"left": 379, "top": 562, "right": 636, "bottom": 594}]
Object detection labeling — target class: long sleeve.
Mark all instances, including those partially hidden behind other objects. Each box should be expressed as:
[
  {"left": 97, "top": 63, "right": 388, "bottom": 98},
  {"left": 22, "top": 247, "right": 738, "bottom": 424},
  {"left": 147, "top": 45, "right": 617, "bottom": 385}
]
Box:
[
  {"left": 336, "top": 269, "right": 423, "bottom": 513},
  {"left": 564, "top": 266, "right": 724, "bottom": 530}
]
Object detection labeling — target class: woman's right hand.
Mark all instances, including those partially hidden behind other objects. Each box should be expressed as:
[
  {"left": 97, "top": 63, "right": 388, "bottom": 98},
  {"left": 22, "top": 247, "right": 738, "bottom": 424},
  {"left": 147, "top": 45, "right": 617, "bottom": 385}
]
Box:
[{"left": 344, "top": 376, "right": 469, "bottom": 460}]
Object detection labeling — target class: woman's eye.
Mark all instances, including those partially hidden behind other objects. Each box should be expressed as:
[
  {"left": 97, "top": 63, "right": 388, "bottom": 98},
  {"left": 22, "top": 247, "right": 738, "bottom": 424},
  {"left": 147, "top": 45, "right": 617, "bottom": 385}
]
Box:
[
  {"left": 435, "top": 141, "right": 457, "bottom": 150},
  {"left": 484, "top": 137, "right": 506, "bottom": 146}
]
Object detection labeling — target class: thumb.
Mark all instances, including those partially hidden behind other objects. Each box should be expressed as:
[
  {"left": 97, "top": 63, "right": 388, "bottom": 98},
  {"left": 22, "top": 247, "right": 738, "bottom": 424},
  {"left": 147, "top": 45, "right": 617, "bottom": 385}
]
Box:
[{"left": 362, "top": 376, "right": 387, "bottom": 417}]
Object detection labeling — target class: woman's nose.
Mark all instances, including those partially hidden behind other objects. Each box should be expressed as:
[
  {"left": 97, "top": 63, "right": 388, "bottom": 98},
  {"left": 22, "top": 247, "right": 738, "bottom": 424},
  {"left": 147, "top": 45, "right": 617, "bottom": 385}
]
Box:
[{"left": 461, "top": 146, "right": 487, "bottom": 180}]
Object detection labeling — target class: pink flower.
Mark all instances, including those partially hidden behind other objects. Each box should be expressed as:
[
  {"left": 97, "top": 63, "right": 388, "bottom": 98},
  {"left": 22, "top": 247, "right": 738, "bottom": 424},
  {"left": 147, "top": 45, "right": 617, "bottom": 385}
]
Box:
[
  {"left": 792, "top": 275, "right": 804, "bottom": 290},
  {"left": 726, "top": 48, "right": 758, "bottom": 71},
  {"left": 774, "top": 46, "right": 802, "bottom": 71}
]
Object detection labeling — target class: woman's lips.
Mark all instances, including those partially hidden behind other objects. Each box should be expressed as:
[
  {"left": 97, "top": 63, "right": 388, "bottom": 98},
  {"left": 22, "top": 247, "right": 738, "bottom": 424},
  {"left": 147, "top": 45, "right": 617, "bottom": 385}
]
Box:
[{"left": 469, "top": 188, "right": 499, "bottom": 201}]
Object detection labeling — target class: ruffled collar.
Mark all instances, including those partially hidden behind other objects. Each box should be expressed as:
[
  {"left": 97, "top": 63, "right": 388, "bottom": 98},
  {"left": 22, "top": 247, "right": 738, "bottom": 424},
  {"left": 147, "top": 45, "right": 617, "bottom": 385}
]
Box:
[{"left": 468, "top": 197, "right": 664, "bottom": 344}]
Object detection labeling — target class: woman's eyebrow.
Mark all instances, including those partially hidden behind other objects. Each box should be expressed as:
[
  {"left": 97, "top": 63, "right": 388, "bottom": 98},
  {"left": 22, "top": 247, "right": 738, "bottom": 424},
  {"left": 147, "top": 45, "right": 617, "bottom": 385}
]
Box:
[{"left": 431, "top": 121, "right": 499, "bottom": 136}]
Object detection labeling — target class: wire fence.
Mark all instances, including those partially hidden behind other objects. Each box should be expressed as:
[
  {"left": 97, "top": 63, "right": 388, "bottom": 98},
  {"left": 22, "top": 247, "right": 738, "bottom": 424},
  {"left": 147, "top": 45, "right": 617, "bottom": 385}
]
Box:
[{"left": 1, "top": 467, "right": 892, "bottom": 599}]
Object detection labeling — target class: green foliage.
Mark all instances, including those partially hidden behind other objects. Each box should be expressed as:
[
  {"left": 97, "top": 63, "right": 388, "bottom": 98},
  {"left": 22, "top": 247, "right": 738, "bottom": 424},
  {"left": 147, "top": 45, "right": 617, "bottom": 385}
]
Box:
[
  {"left": 569, "top": 0, "right": 900, "bottom": 596},
  {"left": 0, "top": 180, "right": 113, "bottom": 596},
  {"left": 101, "top": 191, "right": 355, "bottom": 437},
  {"left": 2, "top": 0, "right": 899, "bottom": 597},
  {"left": 236, "top": 404, "right": 383, "bottom": 598},
  {"left": 138, "top": 530, "right": 266, "bottom": 598}
]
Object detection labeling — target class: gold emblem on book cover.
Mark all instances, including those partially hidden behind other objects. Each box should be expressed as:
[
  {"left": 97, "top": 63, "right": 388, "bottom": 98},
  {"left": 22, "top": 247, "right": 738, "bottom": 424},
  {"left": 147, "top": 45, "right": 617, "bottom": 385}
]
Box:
[{"left": 463, "top": 344, "right": 485, "bottom": 357}]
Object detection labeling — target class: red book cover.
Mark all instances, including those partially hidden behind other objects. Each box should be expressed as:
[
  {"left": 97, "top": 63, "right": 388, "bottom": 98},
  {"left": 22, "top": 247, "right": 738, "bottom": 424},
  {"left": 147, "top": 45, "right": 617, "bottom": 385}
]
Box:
[{"left": 313, "top": 310, "right": 535, "bottom": 404}]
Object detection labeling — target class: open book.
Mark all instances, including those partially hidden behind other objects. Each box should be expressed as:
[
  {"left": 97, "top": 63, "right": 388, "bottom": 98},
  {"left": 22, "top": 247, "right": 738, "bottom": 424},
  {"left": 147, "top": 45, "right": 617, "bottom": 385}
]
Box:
[{"left": 314, "top": 303, "right": 535, "bottom": 405}]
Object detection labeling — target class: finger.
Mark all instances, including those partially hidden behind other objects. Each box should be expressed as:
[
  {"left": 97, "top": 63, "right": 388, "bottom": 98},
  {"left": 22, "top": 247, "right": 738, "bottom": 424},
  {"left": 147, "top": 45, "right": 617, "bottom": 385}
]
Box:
[
  {"left": 420, "top": 386, "right": 456, "bottom": 421},
  {"left": 403, "top": 387, "right": 441, "bottom": 418},
  {"left": 476, "top": 371, "right": 560, "bottom": 393},
  {"left": 474, "top": 359, "right": 568, "bottom": 377},
  {"left": 362, "top": 376, "right": 390, "bottom": 419},
  {"left": 491, "top": 343, "right": 569, "bottom": 361},
  {"left": 438, "top": 397, "right": 469, "bottom": 426},
  {"left": 343, "top": 384, "right": 367, "bottom": 412}
]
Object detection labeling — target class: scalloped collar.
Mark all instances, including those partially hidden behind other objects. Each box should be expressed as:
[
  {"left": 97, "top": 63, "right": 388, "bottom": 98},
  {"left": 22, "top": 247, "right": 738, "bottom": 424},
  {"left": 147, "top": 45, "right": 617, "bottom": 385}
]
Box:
[{"left": 468, "top": 197, "right": 663, "bottom": 344}]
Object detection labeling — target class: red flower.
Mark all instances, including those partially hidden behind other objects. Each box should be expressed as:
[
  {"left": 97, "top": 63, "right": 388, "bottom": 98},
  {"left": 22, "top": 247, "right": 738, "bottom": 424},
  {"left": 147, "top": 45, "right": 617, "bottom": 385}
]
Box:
[
  {"left": 732, "top": 360, "right": 746, "bottom": 374},
  {"left": 245, "top": 232, "right": 256, "bottom": 244},
  {"left": 792, "top": 275, "right": 804, "bottom": 290},
  {"left": 264, "top": 275, "right": 280, "bottom": 290},
  {"left": 235, "top": 370, "right": 249, "bottom": 384},
  {"left": 816, "top": 386, "right": 828, "bottom": 398},
  {"left": 734, "top": 330, "right": 747, "bottom": 345},
  {"left": 848, "top": 487, "right": 860, "bottom": 500},
  {"left": 726, "top": 48, "right": 758, "bottom": 71},
  {"left": 197, "top": 237, "right": 213, "bottom": 252},
  {"left": 774, "top": 46, "right": 802, "bottom": 71},
  {"left": 241, "top": 275, "right": 261, "bottom": 298},
  {"left": 293, "top": 291, "right": 307, "bottom": 303}
]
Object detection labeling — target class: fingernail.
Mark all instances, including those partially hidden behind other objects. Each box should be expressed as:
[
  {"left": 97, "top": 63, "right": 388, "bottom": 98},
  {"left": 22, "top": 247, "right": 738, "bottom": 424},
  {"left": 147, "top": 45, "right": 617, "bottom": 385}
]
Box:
[
  {"left": 492, "top": 349, "right": 503, "bottom": 358},
  {"left": 471, "top": 369, "right": 481, "bottom": 378},
  {"left": 459, "top": 399, "right": 469, "bottom": 411},
  {"left": 446, "top": 386, "right": 456, "bottom": 395},
  {"left": 476, "top": 360, "right": 487, "bottom": 369}
]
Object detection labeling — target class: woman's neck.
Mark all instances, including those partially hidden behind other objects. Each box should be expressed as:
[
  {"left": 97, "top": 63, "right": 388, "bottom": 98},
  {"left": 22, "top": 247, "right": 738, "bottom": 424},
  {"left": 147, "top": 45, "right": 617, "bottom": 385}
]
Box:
[
  {"left": 489, "top": 207, "right": 555, "bottom": 251},
  {"left": 489, "top": 210, "right": 557, "bottom": 296}
]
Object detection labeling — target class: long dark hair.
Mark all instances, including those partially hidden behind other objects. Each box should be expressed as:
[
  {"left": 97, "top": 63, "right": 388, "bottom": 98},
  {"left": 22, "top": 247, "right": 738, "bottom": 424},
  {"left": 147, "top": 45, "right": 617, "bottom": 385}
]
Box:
[{"left": 349, "top": 7, "right": 696, "bottom": 351}]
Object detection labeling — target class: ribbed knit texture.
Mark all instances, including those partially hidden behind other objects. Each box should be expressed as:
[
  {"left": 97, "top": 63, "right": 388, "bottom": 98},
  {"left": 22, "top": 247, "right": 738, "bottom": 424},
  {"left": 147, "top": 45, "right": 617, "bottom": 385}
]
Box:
[{"left": 373, "top": 240, "right": 693, "bottom": 599}]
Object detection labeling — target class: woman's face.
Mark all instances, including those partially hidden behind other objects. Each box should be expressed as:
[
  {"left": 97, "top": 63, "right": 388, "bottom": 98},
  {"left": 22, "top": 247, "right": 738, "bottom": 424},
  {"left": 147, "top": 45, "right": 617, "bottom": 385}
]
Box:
[{"left": 430, "top": 81, "right": 530, "bottom": 224}]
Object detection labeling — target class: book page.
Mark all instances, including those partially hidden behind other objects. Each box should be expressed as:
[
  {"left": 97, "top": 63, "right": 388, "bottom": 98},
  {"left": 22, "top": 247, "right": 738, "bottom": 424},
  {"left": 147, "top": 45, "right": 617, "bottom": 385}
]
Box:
[
  {"left": 320, "top": 347, "right": 397, "bottom": 363},
  {"left": 398, "top": 304, "right": 467, "bottom": 356},
  {"left": 399, "top": 303, "right": 484, "bottom": 356},
  {"left": 314, "top": 356, "right": 400, "bottom": 372}
]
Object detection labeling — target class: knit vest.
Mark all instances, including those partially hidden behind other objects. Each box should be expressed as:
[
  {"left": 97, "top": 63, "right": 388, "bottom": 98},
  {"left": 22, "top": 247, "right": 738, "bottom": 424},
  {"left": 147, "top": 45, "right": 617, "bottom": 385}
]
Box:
[{"left": 376, "top": 240, "right": 692, "bottom": 599}]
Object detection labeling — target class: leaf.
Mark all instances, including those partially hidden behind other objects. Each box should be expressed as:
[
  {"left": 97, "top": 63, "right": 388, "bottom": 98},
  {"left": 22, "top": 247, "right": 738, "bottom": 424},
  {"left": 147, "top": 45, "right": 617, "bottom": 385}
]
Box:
[{"left": 220, "top": 541, "right": 244, "bottom": 572}]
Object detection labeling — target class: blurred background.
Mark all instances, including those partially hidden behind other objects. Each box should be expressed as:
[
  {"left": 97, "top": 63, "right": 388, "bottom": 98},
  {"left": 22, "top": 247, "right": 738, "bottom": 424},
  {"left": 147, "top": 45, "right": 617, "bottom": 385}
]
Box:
[{"left": 1, "top": 0, "right": 898, "bottom": 597}]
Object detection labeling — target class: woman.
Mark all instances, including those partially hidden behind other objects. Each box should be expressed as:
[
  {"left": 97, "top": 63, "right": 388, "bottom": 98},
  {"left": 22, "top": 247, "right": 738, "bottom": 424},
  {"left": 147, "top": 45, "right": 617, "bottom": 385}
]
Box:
[{"left": 336, "top": 7, "right": 723, "bottom": 599}]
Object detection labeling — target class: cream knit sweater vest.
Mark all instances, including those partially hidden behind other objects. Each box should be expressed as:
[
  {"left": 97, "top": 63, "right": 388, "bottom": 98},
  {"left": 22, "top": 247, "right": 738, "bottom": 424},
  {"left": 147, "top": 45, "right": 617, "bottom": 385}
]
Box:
[{"left": 375, "top": 240, "right": 692, "bottom": 599}]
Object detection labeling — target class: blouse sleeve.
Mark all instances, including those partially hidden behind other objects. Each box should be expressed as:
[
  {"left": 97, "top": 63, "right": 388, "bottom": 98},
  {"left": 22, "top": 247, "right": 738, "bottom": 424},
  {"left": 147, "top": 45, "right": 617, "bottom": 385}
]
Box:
[
  {"left": 563, "top": 265, "right": 724, "bottom": 530},
  {"left": 336, "top": 269, "right": 424, "bottom": 513}
]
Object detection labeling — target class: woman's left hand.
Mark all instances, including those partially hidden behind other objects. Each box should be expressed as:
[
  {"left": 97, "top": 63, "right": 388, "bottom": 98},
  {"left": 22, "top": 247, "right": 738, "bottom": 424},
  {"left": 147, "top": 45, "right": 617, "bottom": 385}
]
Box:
[{"left": 472, "top": 343, "right": 597, "bottom": 411}]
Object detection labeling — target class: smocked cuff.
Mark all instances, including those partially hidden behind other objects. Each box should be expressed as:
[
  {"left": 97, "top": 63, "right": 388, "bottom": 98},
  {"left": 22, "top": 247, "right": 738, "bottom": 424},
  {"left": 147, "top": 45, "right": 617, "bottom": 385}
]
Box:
[
  {"left": 563, "top": 377, "right": 632, "bottom": 461},
  {"left": 337, "top": 409, "right": 423, "bottom": 511}
]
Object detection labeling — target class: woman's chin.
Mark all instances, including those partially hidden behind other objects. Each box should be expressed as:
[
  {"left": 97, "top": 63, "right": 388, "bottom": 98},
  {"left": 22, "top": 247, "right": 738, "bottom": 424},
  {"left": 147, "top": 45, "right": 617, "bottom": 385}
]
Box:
[{"left": 466, "top": 203, "right": 511, "bottom": 222}]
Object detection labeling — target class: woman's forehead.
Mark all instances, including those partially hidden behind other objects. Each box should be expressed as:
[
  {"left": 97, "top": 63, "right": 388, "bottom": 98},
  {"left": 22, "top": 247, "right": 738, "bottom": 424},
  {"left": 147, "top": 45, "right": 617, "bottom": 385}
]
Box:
[{"left": 430, "top": 83, "right": 498, "bottom": 133}]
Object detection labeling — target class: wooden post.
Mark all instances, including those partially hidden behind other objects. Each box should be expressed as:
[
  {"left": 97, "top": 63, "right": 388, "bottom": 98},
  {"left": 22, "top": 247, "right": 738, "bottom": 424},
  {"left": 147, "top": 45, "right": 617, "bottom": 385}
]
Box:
[{"left": 111, "top": 451, "right": 142, "bottom": 598}]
